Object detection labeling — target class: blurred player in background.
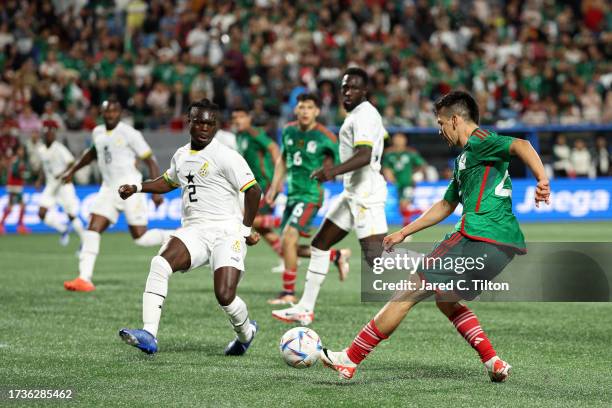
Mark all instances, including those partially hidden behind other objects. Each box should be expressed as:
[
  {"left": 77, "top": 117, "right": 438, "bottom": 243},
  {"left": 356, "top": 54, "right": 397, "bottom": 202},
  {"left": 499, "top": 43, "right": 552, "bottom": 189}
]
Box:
[
  {"left": 0, "top": 144, "right": 30, "bottom": 235},
  {"left": 382, "top": 133, "right": 426, "bottom": 227},
  {"left": 35, "top": 120, "right": 84, "bottom": 245},
  {"left": 60, "top": 96, "right": 172, "bottom": 292},
  {"left": 320, "top": 91, "right": 551, "bottom": 382},
  {"left": 273, "top": 67, "right": 388, "bottom": 325},
  {"left": 118, "top": 99, "right": 261, "bottom": 356},
  {"left": 232, "top": 107, "right": 283, "bottom": 260},
  {"left": 264, "top": 93, "right": 351, "bottom": 305}
]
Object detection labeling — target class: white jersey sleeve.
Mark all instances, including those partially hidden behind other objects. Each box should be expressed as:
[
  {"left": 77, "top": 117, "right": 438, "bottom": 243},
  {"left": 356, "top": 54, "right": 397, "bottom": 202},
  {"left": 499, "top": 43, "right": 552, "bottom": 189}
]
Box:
[
  {"left": 58, "top": 143, "right": 74, "bottom": 165},
  {"left": 352, "top": 108, "right": 386, "bottom": 148},
  {"left": 222, "top": 150, "right": 257, "bottom": 193},
  {"left": 128, "top": 128, "right": 153, "bottom": 159},
  {"left": 163, "top": 151, "right": 181, "bottom": 188}
]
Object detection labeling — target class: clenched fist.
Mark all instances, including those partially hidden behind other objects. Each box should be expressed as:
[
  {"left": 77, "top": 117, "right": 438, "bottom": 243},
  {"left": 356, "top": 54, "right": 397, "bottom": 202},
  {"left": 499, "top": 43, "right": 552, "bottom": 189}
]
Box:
[{"left": 118, "top": 184, "right": 137, "bottom": 200}]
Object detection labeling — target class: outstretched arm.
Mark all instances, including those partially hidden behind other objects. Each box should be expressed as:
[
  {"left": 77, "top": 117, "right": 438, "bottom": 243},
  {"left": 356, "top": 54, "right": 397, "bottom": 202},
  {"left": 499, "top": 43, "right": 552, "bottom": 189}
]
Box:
[
  {"left": 510, "top": 139, "right": 550, "bottom": 207},
  {"left": 61, "top": 147, "right": 96, "bottom": 183},
  {"left": 265, "top": 155, "right": 286, "bottom": 205},
  {"left": 118, "top": 176, "right": 176, "bottom": 200},
  {"left": 242, "top": 184, "right": 262, "bottom": 245},
  {"left": 383, "top": 199, "right": 458, "bottom": 250},
  {"left": 311, "top": 146, "right": 372, "bottom": 182},
  {"left": 141, "top": 154, "right": 164, "bottom": 207}
]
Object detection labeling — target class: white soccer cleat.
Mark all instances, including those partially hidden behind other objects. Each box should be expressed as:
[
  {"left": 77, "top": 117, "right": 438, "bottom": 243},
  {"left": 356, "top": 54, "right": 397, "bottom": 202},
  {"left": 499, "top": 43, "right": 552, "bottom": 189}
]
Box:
[
  {"left": 485, "top": 356, "right": 512, "bottom": 383},
  {"left": 271, "top": 304, "right": 314, "bottom": 325},
  {"left": 320, "top": 348, "right": 357, "bottom": 380}
]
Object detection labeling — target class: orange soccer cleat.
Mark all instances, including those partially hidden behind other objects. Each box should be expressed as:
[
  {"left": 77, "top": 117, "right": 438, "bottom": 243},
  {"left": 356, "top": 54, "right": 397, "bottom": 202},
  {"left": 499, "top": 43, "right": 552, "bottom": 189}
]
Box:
[{"left": 64, "top": 277, "right": 96, "bottom": 292}]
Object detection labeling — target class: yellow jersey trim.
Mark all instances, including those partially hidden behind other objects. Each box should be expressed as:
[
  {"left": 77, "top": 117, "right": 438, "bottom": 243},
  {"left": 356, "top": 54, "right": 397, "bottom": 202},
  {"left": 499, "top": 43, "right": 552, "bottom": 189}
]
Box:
[{"left": 239, "top": 179, "right": 257, "bottom": 192}]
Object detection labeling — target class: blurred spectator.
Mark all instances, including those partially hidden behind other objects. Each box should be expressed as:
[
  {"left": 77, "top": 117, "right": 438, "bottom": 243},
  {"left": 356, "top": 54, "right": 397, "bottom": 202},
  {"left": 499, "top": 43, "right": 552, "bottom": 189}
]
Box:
[
  {"left": 128, "top": 92, "right": 151, "bottom": 130},
  {"left": 571, "top": 139, "right": 592, "bottom": 178},
  {"left": 580, "top": 83, "right": 603, "bottom": 124},
  {"left": 593, "top": 136, "right": 610, "bottom": 176},
  {"left": 17, "top": 104, "right": 41, "bottom": 134},
  {"left": 24, "top": 129, "right": 42, "bottom": 174},
  {"left": 64, "top": 104, "right": 84, "bottom": 131},
  {"left": 553, "top": 135, "right": 571, "bottom": 178},
  {"left": 40, "top": 102, "right": 65, "bottom": 130},
  {"left": 146, "top": 82, "right": 170, "bottom": 128}
]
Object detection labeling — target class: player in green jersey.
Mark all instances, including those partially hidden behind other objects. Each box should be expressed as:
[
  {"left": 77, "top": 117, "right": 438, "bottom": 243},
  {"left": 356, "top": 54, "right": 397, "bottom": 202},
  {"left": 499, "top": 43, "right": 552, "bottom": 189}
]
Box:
[
  {"left": 232, "top": 107, "right": 283, "bottom": 258},
  {"left": 320, "top": 91, "right": 551, "bottom": 382},
  {"left": 382, "top": 133, "right": 426, "bottom": 226},
  {"left": 0, "top": 144, "right": 31, "bottom": 235},
  {"left": 264, "top": 93, "right": 351, "bottom": 305}
]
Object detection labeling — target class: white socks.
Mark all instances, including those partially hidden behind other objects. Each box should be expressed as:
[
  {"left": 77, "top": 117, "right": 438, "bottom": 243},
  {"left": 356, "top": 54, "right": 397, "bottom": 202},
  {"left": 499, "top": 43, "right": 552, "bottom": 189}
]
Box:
[
  {"left": 70, "top": 216, "right": 84, "bottom": 238},
  {"left": 43, "top": 212, "right": 67, "bottom": 233},
  {"left": 298, "top": 247, "right": 331, "bottom": 311},
  {"left": 78, "top": 230, "right": 100, "bottom": 282},
  {"left": 134, "top": 229, "right": 173, "bottom": 247},
  {"left": 142, "top": 256, "right": 173, "bottom": 338},
  {"left": 220, "top": 296, "right": 253, "bottom": 343}
]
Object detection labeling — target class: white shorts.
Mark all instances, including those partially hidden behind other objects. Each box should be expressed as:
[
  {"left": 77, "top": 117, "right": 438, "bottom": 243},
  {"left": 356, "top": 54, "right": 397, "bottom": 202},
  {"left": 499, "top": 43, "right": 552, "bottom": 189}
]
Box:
[
  {"left": 326, "top": 195, "right": 388, "bottom": 239},
  {"left": 168, "top": 223, "right": 247, "bottom": 272},
  {"left": 90, "top": 184, "right": 148, "bottom": 225},
  {"left": 39, "top": 182, "right": 79, "bottom": 216}
]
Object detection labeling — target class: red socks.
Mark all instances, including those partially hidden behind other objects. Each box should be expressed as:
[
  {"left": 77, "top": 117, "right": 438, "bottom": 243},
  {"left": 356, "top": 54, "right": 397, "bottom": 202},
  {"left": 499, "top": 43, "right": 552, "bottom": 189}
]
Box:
[
  {"left": 448, "top": 305, "right": 497, "bottom": 362},
  {"left": 346, "top": 320, "right": 388, "bottom": 364},
  {"left": 329, "top": 249, "right": 338, "bottom": 261},
  {"left": 271, "top": 238, "right": 282, "bottom": 256},
  {"left": 282, "top": 268, "right": 297, "bottom": 293}
]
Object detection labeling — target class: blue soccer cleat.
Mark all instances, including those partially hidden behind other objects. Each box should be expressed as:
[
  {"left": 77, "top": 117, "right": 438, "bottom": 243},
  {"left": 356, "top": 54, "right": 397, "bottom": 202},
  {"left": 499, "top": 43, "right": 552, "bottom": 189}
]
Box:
[
  {"left": 224, "top": 320, "right": 258, "bottom": 356},
  {"left": 119, "top": 328, "right": 158, "bottom": 354}
]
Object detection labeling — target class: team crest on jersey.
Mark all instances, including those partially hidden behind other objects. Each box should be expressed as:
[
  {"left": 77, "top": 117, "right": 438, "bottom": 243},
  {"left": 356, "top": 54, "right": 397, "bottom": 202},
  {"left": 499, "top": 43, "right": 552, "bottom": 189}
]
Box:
[
  {"left": 232, "top": 240, "right": 241, "bottom": 253},
  {"left": 306, "top": 141, "right": 317, "bottom": 153},
  {"left": 198, "top": 161, "right": 209, "bottom": 177}
]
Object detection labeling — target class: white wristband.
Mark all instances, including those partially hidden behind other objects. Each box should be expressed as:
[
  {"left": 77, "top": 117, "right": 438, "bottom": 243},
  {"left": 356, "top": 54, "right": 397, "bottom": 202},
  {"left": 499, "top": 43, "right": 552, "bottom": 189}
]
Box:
[
  {"left": 239, "top": 224, "right": 252, "bottom": 237},
  {"left": 135, "top": 183, "right": 143, "bottom": 193}
]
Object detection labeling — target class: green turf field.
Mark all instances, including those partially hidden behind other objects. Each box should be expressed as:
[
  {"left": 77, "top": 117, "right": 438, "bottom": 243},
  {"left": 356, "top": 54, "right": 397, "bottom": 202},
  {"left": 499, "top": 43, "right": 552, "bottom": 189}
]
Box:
[{"left": 1, "top": 223, "right": 611, "bottom": 407}]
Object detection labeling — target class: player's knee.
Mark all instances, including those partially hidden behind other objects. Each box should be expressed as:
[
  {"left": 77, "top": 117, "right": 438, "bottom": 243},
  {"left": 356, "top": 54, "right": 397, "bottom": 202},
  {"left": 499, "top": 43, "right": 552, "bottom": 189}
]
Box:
[
  {"left": 214, "top": 285, "right": 236, "bottom": 306},
  {"left": 435, "top": 300, "right": 459, "bottom": 317},
  {"left": 282, "top": 228, "right": 298, "bottom": 248}
]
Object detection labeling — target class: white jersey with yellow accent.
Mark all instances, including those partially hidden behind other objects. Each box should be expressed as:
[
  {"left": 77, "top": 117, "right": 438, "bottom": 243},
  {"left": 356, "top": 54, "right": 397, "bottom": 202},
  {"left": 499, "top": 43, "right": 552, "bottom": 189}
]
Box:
[
  {"left": 163, "top": 138, "right": 257, "bottom": 226},
  {"left": 91, "top": 122, "right": 153, "bottom": 187},
  {"left": 338, "top": 100, "right": 387, "bottom": 205},
  {"left": 37, "top": 140, "right": 74, "bottom": 183}
]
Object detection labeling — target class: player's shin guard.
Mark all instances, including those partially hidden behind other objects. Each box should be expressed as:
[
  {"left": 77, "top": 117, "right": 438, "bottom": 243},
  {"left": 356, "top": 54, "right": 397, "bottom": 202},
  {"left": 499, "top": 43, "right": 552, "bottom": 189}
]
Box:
[
  {"left": 134, "top": 229, "right": 173, "bottom": 247},
  {"left": 43, "top": 212, "right": 67, "bottom": 233},
  {"left": 142, "top": 255, "right": 172, "bottom": 338},
  {"left": 220, "top": 296, "right": 253, "bottom": 343},
  {"left": 298, "top": 247, "right": 330, "bottom": 311},
  {"left": 448, "top": 305, "right": 497, "bottom": 363},
  {"left": 78, "top": 230, "right": 100, "bottom": 282},
  {"left": 346, "top": 319, "right": 389, "bottom": 364}
]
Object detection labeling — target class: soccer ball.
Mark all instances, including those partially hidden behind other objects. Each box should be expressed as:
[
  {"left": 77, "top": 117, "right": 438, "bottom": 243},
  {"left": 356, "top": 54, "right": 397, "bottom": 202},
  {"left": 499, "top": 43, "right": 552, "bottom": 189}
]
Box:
[{"left": 279, "top": 327, "right": 322, "bottom": 368}]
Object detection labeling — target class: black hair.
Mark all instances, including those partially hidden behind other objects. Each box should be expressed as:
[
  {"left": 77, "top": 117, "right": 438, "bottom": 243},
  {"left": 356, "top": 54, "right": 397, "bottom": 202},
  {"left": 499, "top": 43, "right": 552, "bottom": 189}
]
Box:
[
  {"left": 232, "top": 105, "right": 251, "bottom": 114},
  {"left": 343, "top": 67, "right": 369, "bottom": 87},
  {"left": 433, "top": 91, "right": 479, "bottom": 124},
  {"left": 296, "top": 92, "right": 320, "bottom": 107},
  {"left": 187, "top": 98, "right": 219, "bottom": 117},
  {"left": 102, "top": 94, "right": 122, "bottom": 109}
]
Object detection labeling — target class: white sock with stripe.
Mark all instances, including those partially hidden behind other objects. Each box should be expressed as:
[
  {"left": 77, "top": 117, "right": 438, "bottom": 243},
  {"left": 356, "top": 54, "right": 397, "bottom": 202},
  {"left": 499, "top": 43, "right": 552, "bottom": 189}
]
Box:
[
  {"left": 142, "top": 256, "right": 173, "bottom": 338},
  {"left": 220, "top": 296, "right": 253, "bottom": 343},
  {"left": 298, "top": 247, "right": 330, "bottom": 311}
]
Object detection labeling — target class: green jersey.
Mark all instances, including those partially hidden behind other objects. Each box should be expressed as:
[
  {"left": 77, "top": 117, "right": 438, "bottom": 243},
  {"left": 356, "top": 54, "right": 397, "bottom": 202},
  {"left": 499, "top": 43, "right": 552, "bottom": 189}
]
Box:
[
  {"left": 236, "top": 128, "right": 275, "bottom": 191},
  {"left": 281, "top": 122, "right": 339, "bottom": 204},
  {"left": 383, "top": 150, "right": 425, "bottom": 187},
  {"left": 444, "top": 128, "right": 526, "bottom": 252}
]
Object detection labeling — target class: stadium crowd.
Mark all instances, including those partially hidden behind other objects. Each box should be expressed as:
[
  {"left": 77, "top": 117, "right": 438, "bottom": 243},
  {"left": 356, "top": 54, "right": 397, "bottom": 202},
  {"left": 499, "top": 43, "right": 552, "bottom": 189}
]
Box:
[{"left": 0, "top": 0, "right": 611, "bottom": 184}]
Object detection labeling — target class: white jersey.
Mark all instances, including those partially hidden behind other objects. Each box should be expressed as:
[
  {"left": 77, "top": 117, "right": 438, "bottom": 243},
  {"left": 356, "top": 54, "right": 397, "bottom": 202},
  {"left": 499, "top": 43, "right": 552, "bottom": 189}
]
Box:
[
  {"left": 37, "top": 141, "right": 74, "bottom": 182},
  {"left": 215, "top": 129, "right": 237, "bottom": 150},
  {"left": 91, "top": 122, "right": 153, "bottom": 187},
  {"left": 163, "top": 138, "right": 256, "bottom": 226},
  {"left": 338, "top": 101, "right": 387, "bottom": 205}
]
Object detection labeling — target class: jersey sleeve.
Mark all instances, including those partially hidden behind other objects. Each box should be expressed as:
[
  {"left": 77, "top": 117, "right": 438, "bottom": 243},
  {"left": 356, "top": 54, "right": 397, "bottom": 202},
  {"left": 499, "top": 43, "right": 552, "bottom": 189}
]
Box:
[
  {"left": 352, "top": 111, "right": 384, "bottom": 148},
  {"left": 280, "top": 127, "right": 289, "bottom": 158},
  {"left": 128, "top": 128, "right": 154, "bottom": 159},
  {"left": 470, "top": 133, "right": 515, "bottom": 162},
  {"left": 162, "top": 152, "right": 180, "bottom": 188},
  {"left": 382, "top": 153, "right": 392, "bottom": 169},
  {"left": 321, "top": 135, "right": 339, "bottom": 164},
  {"left": 253, "top": 130, "right": 274, "bottom": 151},
  {"left": 443, "top": 175, "right": 460, "bottom": 203},
  {"left": 224, "top": 150, "right": 258, "bottom": 193},
  {"left": 59, "top": 144, "right": 75, "bottom": 164}
]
